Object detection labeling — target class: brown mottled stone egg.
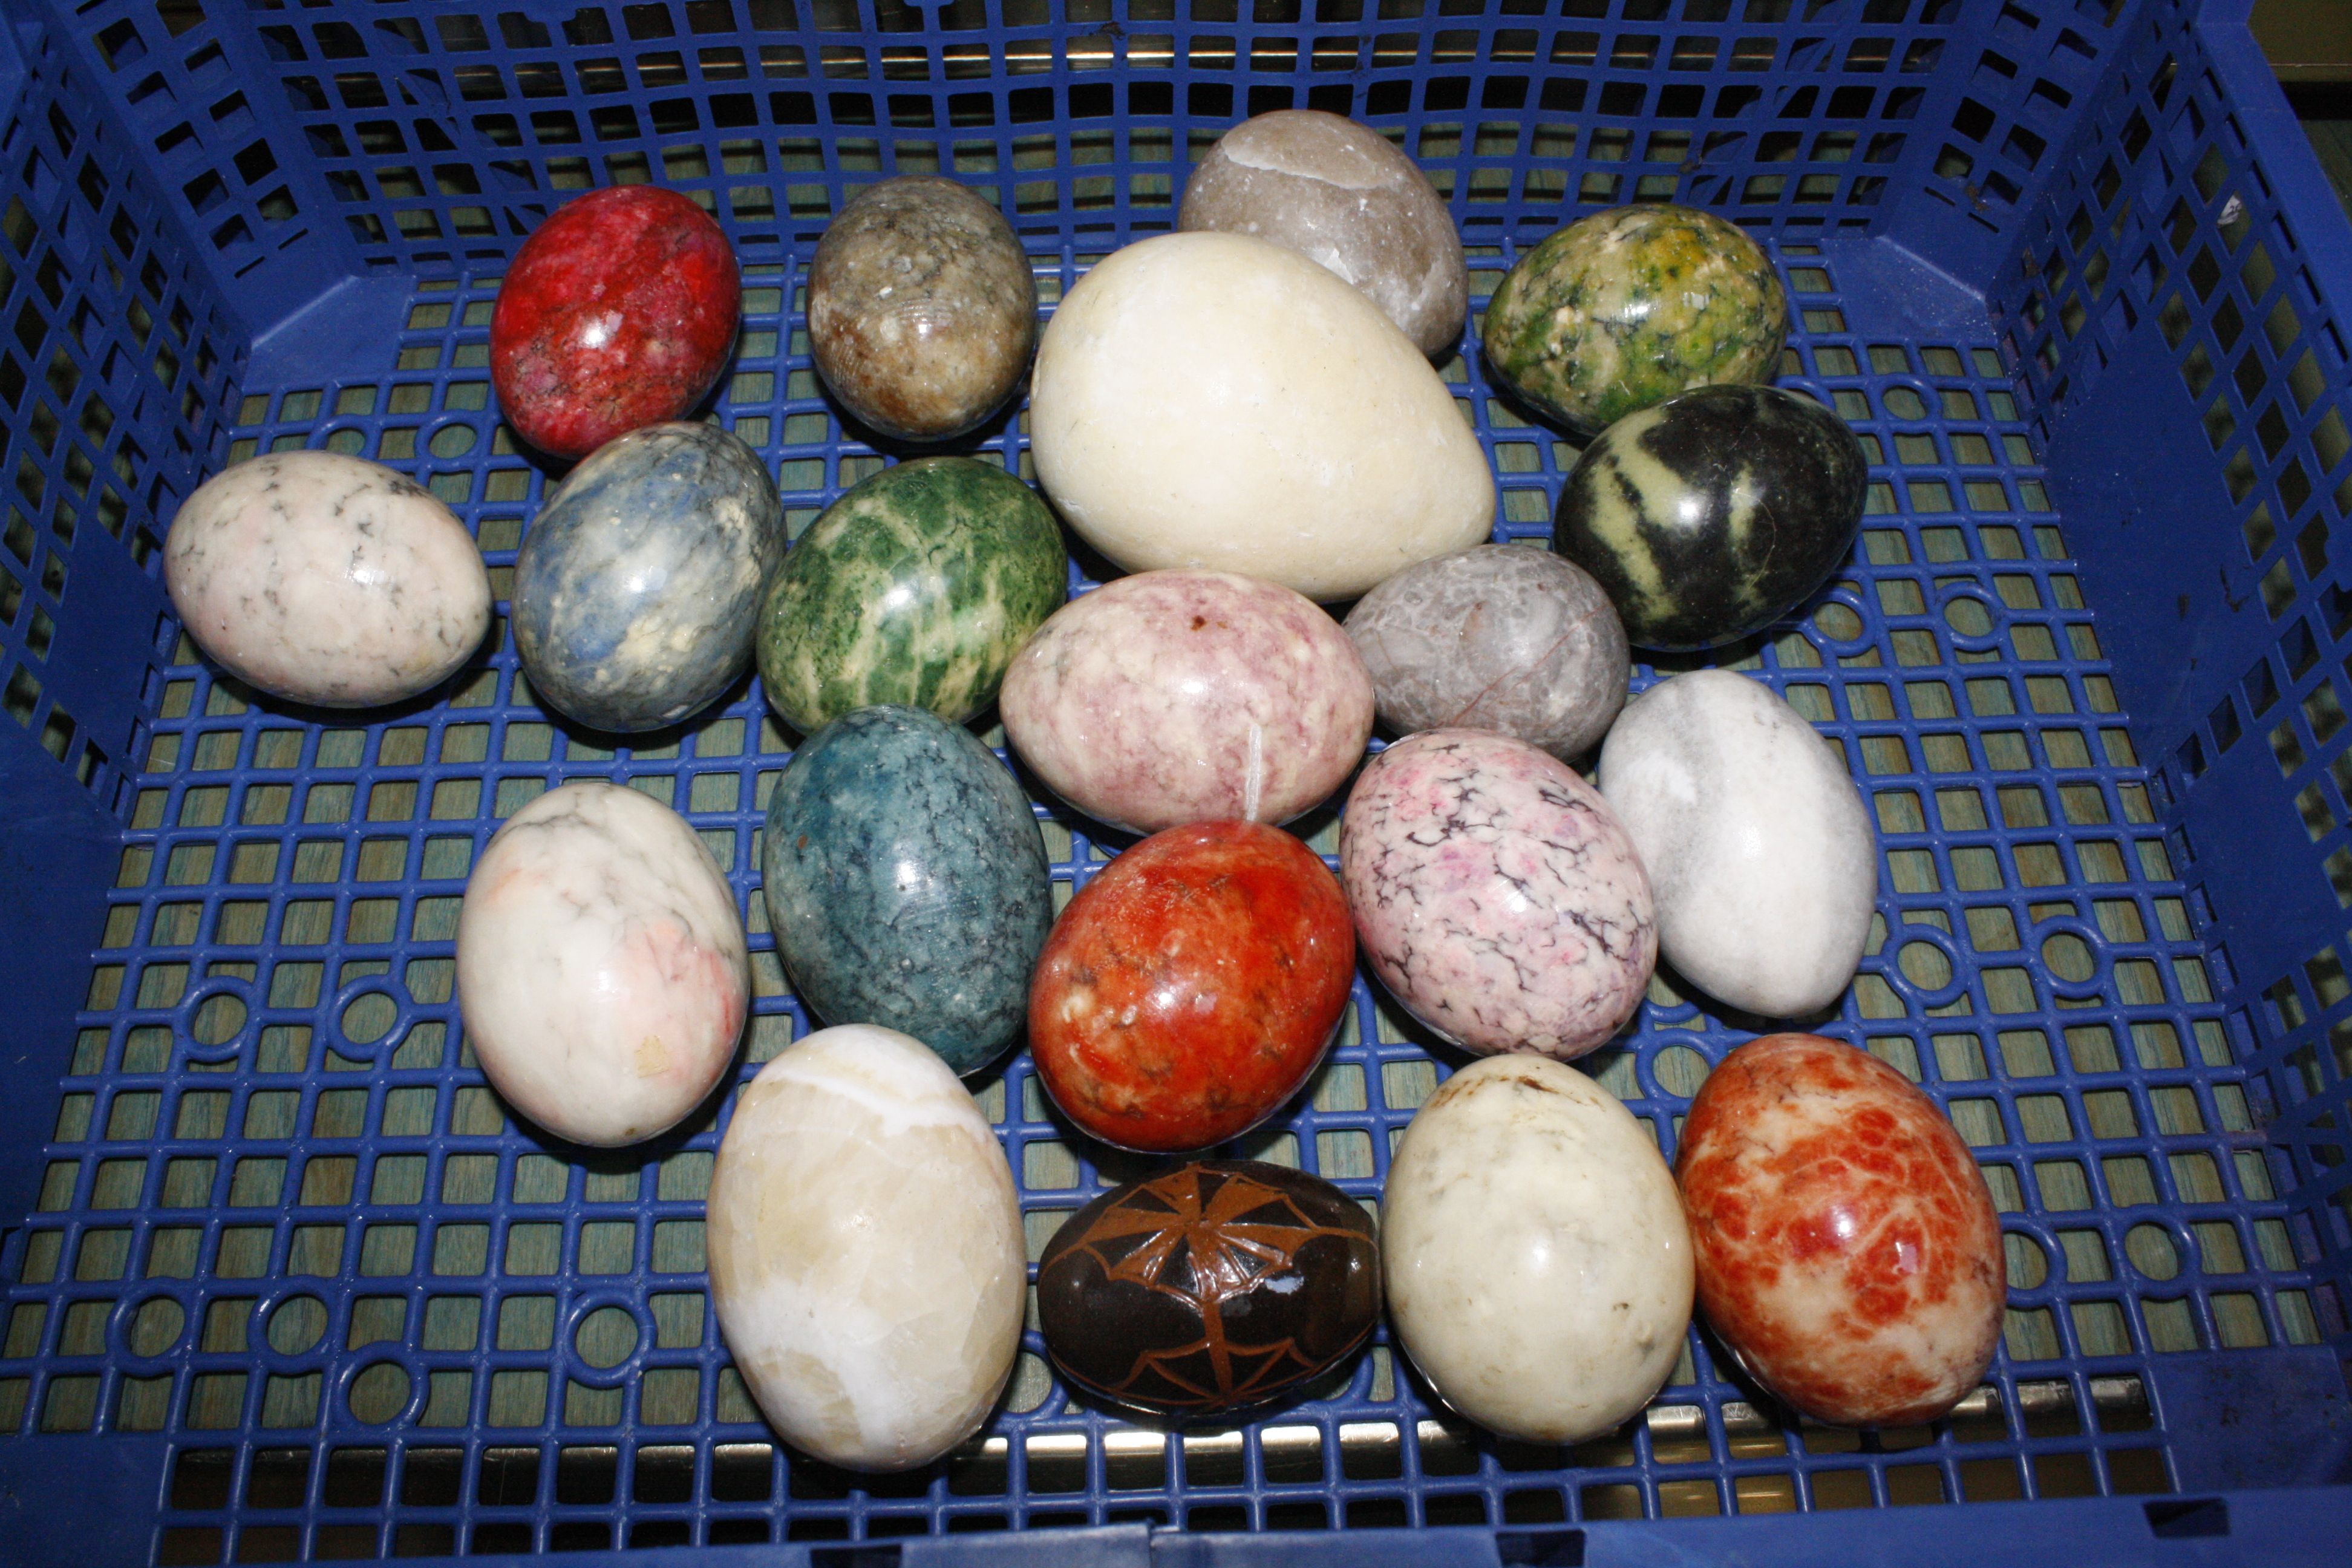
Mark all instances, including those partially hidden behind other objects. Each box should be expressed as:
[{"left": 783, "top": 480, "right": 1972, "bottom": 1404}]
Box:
[{"left": 809, "top": 176, "right": 1037, "bottom": 442}]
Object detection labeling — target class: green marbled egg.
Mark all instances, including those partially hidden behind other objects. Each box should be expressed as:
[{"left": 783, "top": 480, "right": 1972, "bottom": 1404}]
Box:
[
  {"left": 1483, "top": 204, "right": 1788, "bottom": 437},
  {"left": 757, "top": 456, "right": 1068, "bottom": 733}
]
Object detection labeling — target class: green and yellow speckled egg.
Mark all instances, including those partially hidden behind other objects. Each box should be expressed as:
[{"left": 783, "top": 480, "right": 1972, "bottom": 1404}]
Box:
[
  {"left": 756, "top": 456, "right": 1068, "bottom": 734},
  {"left": 1483, "top": 204, "right": 1788, "bottom": 437}
]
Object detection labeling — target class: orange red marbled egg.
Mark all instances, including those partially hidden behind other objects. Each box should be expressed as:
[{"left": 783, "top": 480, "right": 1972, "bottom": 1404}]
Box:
[{"left": 1674, "top": 1033, "right": 2006, "bottom": 1427}]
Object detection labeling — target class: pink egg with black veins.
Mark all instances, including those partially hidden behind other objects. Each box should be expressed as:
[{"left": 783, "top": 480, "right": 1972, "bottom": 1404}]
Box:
[
  {"left": 999, "top": 569, "right": 1374, "bottom": 835},
  {"left": 1339, "top": 729, "right": 1656, "bottom": 1057}
]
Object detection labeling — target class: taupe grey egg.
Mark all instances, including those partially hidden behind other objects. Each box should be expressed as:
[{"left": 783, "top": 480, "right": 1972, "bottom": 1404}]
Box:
[
  {"left": 808, "top": 176, "right": 1037, "bottom": 442},
  {"left": 1344, "top": 543, "right": 1630, "bottom": 759},
  {"left": 1181, "top": 110, "right": 1468, "bottom": 356}
]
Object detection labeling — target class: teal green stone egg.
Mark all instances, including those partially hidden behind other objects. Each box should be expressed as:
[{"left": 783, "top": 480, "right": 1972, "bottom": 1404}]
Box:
[
  {"left": 757, "top": 456, "right": 1067, "bottom": 733},
  {"left": 762, "top": 705, "right": 1051, "bottom": 1076},
  {"left": 1482, "top": 204, "right": 1788, "bottom": 437}
]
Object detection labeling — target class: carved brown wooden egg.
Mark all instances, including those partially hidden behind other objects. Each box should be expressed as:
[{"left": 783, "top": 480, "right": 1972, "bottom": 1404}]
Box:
[{"left": 1037, "top": 1160, "right": 1380, "bottom": 1420}]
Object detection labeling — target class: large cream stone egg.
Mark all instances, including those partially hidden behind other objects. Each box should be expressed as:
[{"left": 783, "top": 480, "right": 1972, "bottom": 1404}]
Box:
[
  {"left": 1383, "top": 1056, "right": 1693, "bottom": 1445},
  {"left": 1027, "top": 231, "right": 1494, "bottom": 602},
  {"left": 707, "top": 1024, "right": 1026, "bottom": 1471}
]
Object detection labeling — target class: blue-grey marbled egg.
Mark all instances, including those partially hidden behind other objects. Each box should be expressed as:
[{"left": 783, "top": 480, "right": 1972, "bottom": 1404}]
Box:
[
  {"left": 513, "top": 422, "right": 784, "bottom": 732},
  {"left": 762, "top": 705, "right": 1052, "bottom": 1076}
]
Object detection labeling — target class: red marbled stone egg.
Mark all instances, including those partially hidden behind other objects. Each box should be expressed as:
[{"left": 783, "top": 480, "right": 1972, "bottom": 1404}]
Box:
[
  {"left": 1676, "top": 1033, "right": 2006, "bottom": 1427},
  {"left": 491, "top": 186, "right": 741, "bottom": 459},
  {"left": 1031, "top": 821, "right": 1354, "bottom": 1154}
]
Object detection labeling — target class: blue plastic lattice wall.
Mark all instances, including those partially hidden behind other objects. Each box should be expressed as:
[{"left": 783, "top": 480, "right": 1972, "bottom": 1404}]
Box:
[{"left": 0, "top": 1, "right": 2346, "bottom": 1564}]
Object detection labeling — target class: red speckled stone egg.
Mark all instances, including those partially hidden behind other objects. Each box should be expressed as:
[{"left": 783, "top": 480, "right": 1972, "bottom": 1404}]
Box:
[
  {"left": 1675, "top": 1033, "right": 2006, "bottom": 1427},
  {"left": 1030, "top": 821, "right": 1354, "bottom": 1154},
  {"left": 491, "top": 186, "right": 741, "bottom": 459}
]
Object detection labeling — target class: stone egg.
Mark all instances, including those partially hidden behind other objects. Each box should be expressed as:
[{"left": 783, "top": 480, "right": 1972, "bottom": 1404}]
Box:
[
  {"left": 456, "top": 781, "right": 748, "bottom": 1147},
  {"left": 1483, "top": 203, "right": 1786, "bottom": 437},
  {"left": 1030, "top": 821, "right": 1354, "bottom": 1154},
  {"left": 1028, "top": 231, "right": 1493, "bottom": 601},
  {"left": 512, "top": 422, "right": 785, "bottom": 733},
  {"left": 1599, "top": 670, "right": 1876, "bottom": 1019},
  {"left": 762, "top": 705, "right": 1051, "bottom": 1076},
  {"left": 1554, "top": 384, "right": 1867, "bottom": 651},
  {"left": 1343, "top": 543, "right": 1629, "bottom": 759},
  {"left": 1180, "top": 109, "right": 1467, "bottom": 356},
  {"left": 1676, "top": 1033, "right": 2005, "bottom": 1427},
  {"left": 491, "top": 185, "right": 740, "bottom": 460},
  {"left": 1383, "top": 1055, "right": 1694, "bottom": 1445},
  {"left": 757, "top": 456, "right": 1067, "bottom": 735},
  {"left": 1339, "top": 730, "right": 1655, "bottom": 1059},
  {"left": 164, "top": 449, "right": 491, "bottom": 709},
  {"left": 1039, "top": 1160, "right": 1379, "bottom": 1419},
  {"left": 707, "top": 1024, "right": 1025, "bottom": 1471},
  {"left": 809, "top": 175, "right": 1037, "bottom": 442},
  {"left": 999, "top": 569, "right": 1373, "bottom": 834}
]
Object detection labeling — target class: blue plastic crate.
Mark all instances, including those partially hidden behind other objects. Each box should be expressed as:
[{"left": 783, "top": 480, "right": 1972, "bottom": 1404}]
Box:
[{"left": 0, "top": 0, "right": 2347, "bottom": 1562}]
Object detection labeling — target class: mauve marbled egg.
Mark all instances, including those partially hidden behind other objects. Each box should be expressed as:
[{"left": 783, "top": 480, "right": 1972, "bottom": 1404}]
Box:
[
  {"left": 512, "top": 423, "right": 784, "bottom": 733},
  {"left": 456, "top": 781, "right": 748, "bottom": 1146},
  {"left": 1039, "top": 1160, "right": 1379, "bottom": 1419},
  {"left": 809, "top": 176, "right": 1038, "bottom": 442},
  {"left": 1343, "top": 543, "right": 1629, "bottom": 759},
  {"left": 1676, "top": 1033, "right": 2005, "bottom": 1428},
  {"left": 1000, "top": 570, "right": 1374, "bottom": 834},
  {"left": 708, "top": 1024, "right": 1025, "bottom": 1471},
  {"left": 1339, "top": 729, "right": 1655, "bottom": 1057},
  {"left": 165, "top": 449, "right": 491, "bottom": 708},
  {"left": 1384, "top": 1055, "right": 1693, "bottom": 1445},
  {"left": 762, "top": 706, "right": 1051, "bottom": 1076}
]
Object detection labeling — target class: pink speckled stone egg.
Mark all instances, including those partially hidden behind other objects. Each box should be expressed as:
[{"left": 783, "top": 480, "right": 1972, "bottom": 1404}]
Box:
[
  {"left": 1340, "top": 729, "right": 1656, "bottom": 1057},
  {"left": 999, "top": 570, "right": 1374, "bottom": 834}
]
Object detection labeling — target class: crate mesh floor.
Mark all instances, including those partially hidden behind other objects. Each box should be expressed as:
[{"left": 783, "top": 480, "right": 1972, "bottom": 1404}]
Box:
[
  {"left": 0, "top": 0, "right": 2345, "bottom": 1561},
  {"left": 0, "top": 232, "right": 2316, "bottom": 1557}
]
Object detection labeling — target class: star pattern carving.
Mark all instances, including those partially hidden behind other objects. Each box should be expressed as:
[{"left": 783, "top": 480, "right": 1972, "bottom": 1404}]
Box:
[{"left": 1060, "top": 1165, "right": 1371, "bottom": 1413}]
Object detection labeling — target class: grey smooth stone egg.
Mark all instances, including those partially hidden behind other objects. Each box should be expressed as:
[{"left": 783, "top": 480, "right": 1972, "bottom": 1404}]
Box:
[
  {"left": 1180, "top": 109, "right": 1468, "bottom": 356},
  {"left": 1343, "top": 544, "right": 1630, "bottom": 759}
]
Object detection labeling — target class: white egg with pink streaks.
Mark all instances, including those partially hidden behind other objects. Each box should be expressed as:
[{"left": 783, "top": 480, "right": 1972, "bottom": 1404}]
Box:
[
  {"left": 456, "top": 780, "right": 748, "bottom": 1146},
  {"left": 999, "top": 569, "right": 1374, "bottom": 834}
]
